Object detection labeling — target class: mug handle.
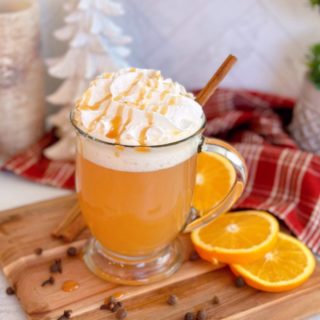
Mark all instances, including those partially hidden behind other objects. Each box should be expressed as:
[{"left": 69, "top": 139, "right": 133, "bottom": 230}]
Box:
[{"left": 184, "top": 137, "right": 248, "bottom": 233}]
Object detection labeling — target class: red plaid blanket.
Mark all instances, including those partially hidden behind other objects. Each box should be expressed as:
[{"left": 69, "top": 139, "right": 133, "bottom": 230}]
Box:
[{"left": 3, "top": 89, "right": 320, "bottom": 255}]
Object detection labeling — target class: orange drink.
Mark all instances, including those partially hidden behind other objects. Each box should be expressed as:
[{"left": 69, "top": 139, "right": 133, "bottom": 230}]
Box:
[
  {"left": 77, "top": 151, "right": 197, "bottom": 257},
  {"left": 71, "top": 68, "right": 247, "bottom": 285}
]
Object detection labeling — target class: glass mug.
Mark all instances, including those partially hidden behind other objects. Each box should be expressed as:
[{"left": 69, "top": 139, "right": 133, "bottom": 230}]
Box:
[{"left": 71, "top": 115, "right": 247, "bottom": 285}]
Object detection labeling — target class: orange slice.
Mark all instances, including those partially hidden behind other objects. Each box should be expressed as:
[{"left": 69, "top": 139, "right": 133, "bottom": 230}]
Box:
[
  {"left": 192, "top": 152, "right": 236, "bottom": 213},
  {"left": 191, "top": 211, "right": 279, "bottom": 264},
  {"left": 230, "top": 232, "right": 315, "bottom": 292}
]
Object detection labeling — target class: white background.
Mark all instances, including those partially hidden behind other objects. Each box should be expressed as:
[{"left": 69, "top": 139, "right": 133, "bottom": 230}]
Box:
[
  {"left": 1, "top": 0, "right": 320, "bottom": 318},
  {"left": 40, "top": 0, "right": 320, "bottom": 98}
]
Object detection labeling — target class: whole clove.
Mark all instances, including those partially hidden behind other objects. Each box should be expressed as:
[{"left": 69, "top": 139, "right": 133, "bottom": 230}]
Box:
[
  {"left": 167, "top": 294, "right": 178, "bottom": 306},
  {"left": 189, "top": 251, "right": 200, "bottom": 261},
  {"left": 196, "top": 309, "right": 207, "bottom": 320},
  {"left": 110, "top": 302, "right": 121, "bottom": 313},
  {"left": 6, "top": 287, "right": 15, "bottom": 295},
  {"left": 212, "top": 295, "right": 220, "bottom": 304},
  {"left": 41, "top": 276, "right": 55, "bottom": 287},
  {"left": 67, "top": 246, "right": 78, "bottom": 257},
  {"left": 57, "top": 309, "right": 72, "bottom": 320},
  {"left": 50, "top": 259, "right": 62, "bottom": 273},
  {"left": 100, "top": 304, "right": 109, "bottom": 310},
  {"left": 184, "top": 312, "right": 195, "bottom": 320},
  {"left": 235, "top": 276, "right": 246, "bottom": 288},
  {"left": 34, "top": 247, "right": 43, "bottom": 256},
  {"left": 116, "top": 308, "right": 127, "bottom": 319}
]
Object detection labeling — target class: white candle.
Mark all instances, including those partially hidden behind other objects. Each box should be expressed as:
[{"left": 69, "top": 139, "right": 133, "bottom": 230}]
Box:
[{"left": 0, "top": 0, "right": 45, "bottom": 157}]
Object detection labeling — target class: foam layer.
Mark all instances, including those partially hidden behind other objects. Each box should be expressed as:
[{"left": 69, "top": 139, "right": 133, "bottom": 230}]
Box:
[
  {"left": 73, "top": 68, "right": 204, "bottom": 146},
  {"left": 78, "top": 134, "right": 201, "bottom": 172}
]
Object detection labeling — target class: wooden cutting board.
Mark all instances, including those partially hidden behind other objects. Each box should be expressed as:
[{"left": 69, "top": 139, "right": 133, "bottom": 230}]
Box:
[{"left": 0, "top": 195, "right": 319, "bottom": 320}]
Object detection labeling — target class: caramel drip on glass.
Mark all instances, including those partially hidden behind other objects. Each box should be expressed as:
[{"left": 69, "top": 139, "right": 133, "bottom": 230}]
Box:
[
  {"left": 135, "top": 146, "right": 151, "bottom": 152},
  {"left": 106, "top": 104, "right": 125, "bottom": 143},
  {"left": 113, "top": 73, "right": 144, "bottom": 101},
  {"left": 115, "top": 145, "right": 125, "bottom": 151},
  {"left": 139, "top": 112, "right": 153, "bottom": 146}
]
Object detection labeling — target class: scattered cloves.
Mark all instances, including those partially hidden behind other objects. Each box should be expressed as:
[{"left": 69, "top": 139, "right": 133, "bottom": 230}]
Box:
[
  {"left": 167, "top": 294, "right": 178, "bottom": 306},
  {"left": 196, "top": 309, "right": 207, "bottom": 320},
  {"left": 67, "top": 246, "right": 78, "bottom": 257},
  {"left": 6, "top": 286, "right": 15, "bottom": 295},
  {"left": 184, "top": 312, "right": 195, "bottom": 320},
  {"left": 212, "top": 295, "right": 220, "bottom": 304},
  {"left": 57, "top": 309, "right": 72, "bottom": 320},
  {"left": 116, "top": 308, "right": 127, "bottom": 319},
  {"left": 34, "top": 247, "right": 43, "bottom": 256},
  {"left": 110, "top": 302, "right": 121, "bottom": 313},
  {"left": 100, "top": 304, "right": 109, "bottom": 310},
  {"left": 41, "top": 276, "right": 55, "bottom": 287},
  {"left": 108, "top": 295, "right": 117, "bottom": 304},
  {"left": 100, "top": 296, "right": 124, "bottom": 314},
  {"left": 50, "top": 259, "right": 62, "bottom": 274},
  {"left": 235, "top": 276, "right": 246, "bottom": 288},
  {"left": 189, "top": 250, "right": 200, "bottom": 262}
]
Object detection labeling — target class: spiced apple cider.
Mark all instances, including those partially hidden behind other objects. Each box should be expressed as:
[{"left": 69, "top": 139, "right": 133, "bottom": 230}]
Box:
[{"left": 72, "top": 68, "right": 205, "bottom": 257}]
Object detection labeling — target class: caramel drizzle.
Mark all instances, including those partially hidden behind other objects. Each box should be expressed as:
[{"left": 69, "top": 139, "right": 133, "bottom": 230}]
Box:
[
  {"left": 136, "top": 88, "right": 147, "bottom": 110},
  {"left": 118, "top": 108, "right": 133, "bottom": 140},
  {"left": 146, "top": 78, "right": 159, "bottom": 90},
  {"left": 115, "top": 145, "right": 125, "bottom": 151},
  {"left": 106, "top": 104, "right": 125, "bottom": 143},
  {"left": 135, "top": 146, "right": 151, "bottom": 153},
  {"left": 87, "top": 100, "right": 112, "bottom": 133},
  {"left": 152, "top": 105, "right": 159, "bottom": 112},
  {"left": 168, "top": 96, "right": 176, "bottom": 105},
  {"left": 77, "top": 89, "right": 91, "bottom": 110},
  {"left": 139, "top": 103, "right": 146, "bottom": 111},
  {"left": 139, "top": 112, "right": 153, "bottom": 146},
  {"left": 79, "top": 93, "right": 112, "bottom": 111},
  {"left": 113, "top": 73, "right": 144, "bottom": 101},
  {"left": 160, "top": 105, "right": 168, "bottom": 115},
  {"left": 159, "top": 96, "right": 176, "bottom": 115},
  {"left": 160, "top": 90, "right": 170, "bottom": 101}
]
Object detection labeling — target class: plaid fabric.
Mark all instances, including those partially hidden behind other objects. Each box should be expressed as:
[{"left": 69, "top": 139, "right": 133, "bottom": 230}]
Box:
[
  {"left": 2, "top": 89, "right": 320, "bottom": 254},
  {"left": 2, "top": 131, "right": 75, "bottom": 189}
]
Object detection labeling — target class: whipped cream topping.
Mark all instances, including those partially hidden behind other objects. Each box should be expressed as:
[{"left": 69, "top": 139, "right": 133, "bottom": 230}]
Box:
[{"left": 73, "top": 68, "right": 204, "bottom": 146}]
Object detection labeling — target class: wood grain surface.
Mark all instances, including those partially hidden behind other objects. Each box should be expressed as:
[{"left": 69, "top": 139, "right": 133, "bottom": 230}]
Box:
[{"left": 0, "top": 195, "right": 319, "bottom": 319}]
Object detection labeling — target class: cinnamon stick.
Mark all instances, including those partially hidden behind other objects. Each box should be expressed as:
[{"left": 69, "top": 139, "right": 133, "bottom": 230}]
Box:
[
  {"left": 196, "top": 54, "right": 237, "bottom": 106},
  {"left": 51, "top": 56, "right": 237, "bottom": 241},
  {"left": 51, "top": 203, "right": 86, "bottom": 242}
]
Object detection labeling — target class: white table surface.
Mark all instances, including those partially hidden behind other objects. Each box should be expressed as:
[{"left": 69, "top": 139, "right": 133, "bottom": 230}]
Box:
[{"left": 0, "top": 171, "right": 319, "bottom": 319}]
